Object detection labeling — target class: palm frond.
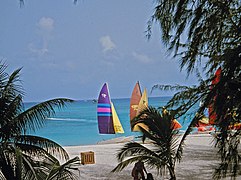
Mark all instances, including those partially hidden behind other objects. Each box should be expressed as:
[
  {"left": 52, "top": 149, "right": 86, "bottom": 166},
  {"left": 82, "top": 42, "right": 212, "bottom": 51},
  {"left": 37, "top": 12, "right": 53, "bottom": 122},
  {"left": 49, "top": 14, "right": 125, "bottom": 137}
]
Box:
[
  {"left": 0, "top": 95, "right": 23, "bottom": 140},
  {"left": 15, "top": 98, "right": 74, "bottom": 133},
  {"left": 0, "top": 62, "right": 8, "bottom": 88},
  {"left": 0, "top": 171, "right": 6, "bottom": 180},
  {"left": 0, "top": 63, "right": 78, "bottom": 179},
  {"left": 16, "top": 135, "right": 70, "bottom": 161},
  {"left": 16, "top": 143, "right": 57, "bottom": 163},
  {"left": 151, "top": 84, "right": 189, "bottom": 92},
  {"left": 46, "top": 156, "right": 80, "bottom": 180},
  {"left": 138, "top": 108, "right": 181, "bottom": 165},
  {"left": 114, "top": 106, "right": 182, "bottom": 179},
  {"left": 113, "top": 142, "right": 161, "bottom": 172},
  {"left": 2, "top": 68, "right": 23, "bottom": 99},
  {"left": 20, "top": 150, "right": 40, "bottom": 180},
  {"left": 112, "top": 156, "right": 138, "bottom": 172},
  {"left": 133, "top": 107, "right": 178, "bottom": 142},
  {"left": 116, "top": 142, "right": 158, "bottom": 162}
]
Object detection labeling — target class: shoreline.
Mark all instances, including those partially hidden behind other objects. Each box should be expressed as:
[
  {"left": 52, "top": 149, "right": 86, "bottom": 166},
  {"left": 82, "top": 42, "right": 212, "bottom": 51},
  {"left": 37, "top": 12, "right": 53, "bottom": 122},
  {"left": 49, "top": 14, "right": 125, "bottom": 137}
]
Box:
[{"left": 63, "top": 133, "right": 228, "bottom": 180}]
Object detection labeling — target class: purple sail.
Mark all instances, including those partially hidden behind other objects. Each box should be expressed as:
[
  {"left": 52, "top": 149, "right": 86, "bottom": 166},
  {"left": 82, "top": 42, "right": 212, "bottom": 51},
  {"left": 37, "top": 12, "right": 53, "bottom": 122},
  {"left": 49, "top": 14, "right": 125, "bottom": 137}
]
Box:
[{"left": 97, "top": 83, "right": 115, "bottom": 134}]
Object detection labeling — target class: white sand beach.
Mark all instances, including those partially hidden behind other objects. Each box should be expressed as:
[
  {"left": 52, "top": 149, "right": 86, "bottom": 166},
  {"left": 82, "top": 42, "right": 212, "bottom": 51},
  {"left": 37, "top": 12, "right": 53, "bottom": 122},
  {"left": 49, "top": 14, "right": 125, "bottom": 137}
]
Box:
[{"left": 63, "top": 134, "right": 231, "bottom": 180}]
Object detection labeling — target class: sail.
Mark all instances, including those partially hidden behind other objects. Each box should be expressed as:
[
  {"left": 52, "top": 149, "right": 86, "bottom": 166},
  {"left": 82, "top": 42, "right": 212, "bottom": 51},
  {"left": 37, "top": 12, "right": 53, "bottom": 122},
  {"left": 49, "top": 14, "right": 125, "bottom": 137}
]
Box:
[
  {"left": 172, "top": 119, "right": 182, "bottom": 129},
  {"left": 132, "top": 88, "right": 149, "bottom": 132},
  {"left": 97, "top": 83, "right": 115, "bottom": 134},
  {"left": 111, "top": 102, "right": 124, "bottom": 133},
  {"left": 130, "top": 81, "right": 142, "bottom": 121},
  {"left": 208, "top": 67, "right": 221, "bottom": 124},
  {"left": 137, "top": 88, "right": 148, "bottom": 114},
  {"left": 199, "top": 116, "right": 209, "bottom": 125}
]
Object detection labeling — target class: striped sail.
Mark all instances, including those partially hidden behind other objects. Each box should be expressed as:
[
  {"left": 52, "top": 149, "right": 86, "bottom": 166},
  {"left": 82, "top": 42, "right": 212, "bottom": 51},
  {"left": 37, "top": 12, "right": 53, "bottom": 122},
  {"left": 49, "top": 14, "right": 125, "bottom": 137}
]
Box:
[
  {"left": 97, "top": 83, "right": 124, "bottom": 134},
  {"left": 97, "top": 83, "right": 115, "bottom": 134}
]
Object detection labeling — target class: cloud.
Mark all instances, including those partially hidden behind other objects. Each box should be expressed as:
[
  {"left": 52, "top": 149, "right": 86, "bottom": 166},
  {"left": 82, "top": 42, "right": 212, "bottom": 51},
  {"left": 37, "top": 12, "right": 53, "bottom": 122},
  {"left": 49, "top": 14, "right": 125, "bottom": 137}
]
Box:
[
  {"left": 99, "top": 35, "right": 116, "bottom": 53},
  {"left": 132, "top": 51, "right": 152, "bottom": 63},
  {"left": 37, "top": 17, "right": 54, "bottom": 32},
  {"left": 28, "top": 17, "right": 54, "bottom": 56},
  {"left": 28, "top": 43, "right": 48, "bottom": 56}
]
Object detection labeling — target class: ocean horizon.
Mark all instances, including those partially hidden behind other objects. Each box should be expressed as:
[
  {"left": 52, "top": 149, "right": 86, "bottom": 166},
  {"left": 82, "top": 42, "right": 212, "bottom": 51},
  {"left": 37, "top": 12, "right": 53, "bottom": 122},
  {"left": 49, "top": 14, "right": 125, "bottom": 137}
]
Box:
[{"left": 25, "top": 96, "right": 193, "bottom": 146}]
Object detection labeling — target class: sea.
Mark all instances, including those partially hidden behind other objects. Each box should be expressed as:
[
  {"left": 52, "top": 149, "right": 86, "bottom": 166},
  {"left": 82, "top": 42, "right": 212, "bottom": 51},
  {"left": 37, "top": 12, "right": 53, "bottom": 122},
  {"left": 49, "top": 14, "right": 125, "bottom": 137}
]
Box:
[{"left": 25, "top": 97, "right": 194, "bottom": 146}]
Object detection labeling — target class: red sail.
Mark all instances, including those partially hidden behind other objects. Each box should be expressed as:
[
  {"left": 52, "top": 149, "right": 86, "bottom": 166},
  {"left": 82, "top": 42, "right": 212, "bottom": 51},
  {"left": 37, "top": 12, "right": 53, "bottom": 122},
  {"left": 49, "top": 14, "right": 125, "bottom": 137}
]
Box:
[
  {"left": 208, "top": 68, "right": 221, "bottom": 124},
  {"left": 130, "top": 82, "right": 142, "bottom": 121}
]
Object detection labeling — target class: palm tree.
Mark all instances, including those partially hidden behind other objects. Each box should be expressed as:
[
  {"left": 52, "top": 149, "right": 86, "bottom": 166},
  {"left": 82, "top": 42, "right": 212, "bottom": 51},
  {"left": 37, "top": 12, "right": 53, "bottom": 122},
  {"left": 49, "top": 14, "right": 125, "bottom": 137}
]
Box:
[
  {"left": 0, "top": 63, "right": 80, "bottom": 179},
  {"left": 147, "top": 1, "right": 241, "bottom": 178},
  {"left": 152, "top": 66, "right": 241, "bottom": 179},
  {"left": 112, "top": 106, "right": 181, "bottom": 180}
]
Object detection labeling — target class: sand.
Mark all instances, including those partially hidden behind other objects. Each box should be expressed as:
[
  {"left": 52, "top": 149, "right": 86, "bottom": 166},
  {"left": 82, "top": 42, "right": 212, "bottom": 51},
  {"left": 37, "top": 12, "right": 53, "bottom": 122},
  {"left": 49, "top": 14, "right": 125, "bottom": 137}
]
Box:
[{"left": 64, "top": 134, "right": 229, "bottom": 180}]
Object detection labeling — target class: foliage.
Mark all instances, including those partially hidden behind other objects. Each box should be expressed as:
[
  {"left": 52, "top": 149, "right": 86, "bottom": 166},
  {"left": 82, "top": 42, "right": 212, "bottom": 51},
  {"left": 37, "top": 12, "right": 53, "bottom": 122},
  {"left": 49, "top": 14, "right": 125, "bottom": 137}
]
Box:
[
  {"left": 149, "top": 0, "right": 241, "bottom": 179},
  {"left": 112, "top": 107, "right": 181, "bottom": 180},
  {"left": 148, "top": 0, "right": 241, "bottom": 76},
  {"left": 0, "top": 63, "right": 80, "bottom": 179}
]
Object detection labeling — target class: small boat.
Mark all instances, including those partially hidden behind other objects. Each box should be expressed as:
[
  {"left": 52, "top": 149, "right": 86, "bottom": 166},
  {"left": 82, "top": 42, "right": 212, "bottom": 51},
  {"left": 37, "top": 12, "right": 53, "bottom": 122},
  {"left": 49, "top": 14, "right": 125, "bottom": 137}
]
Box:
[
  {"left": 130, "top": 81, "right": 148, "bottom": 132},
  {"left": 195, "top": 116, "right": 215, "bottom": 132},
  {"left": 92, "top": 99, "right": 97, "bottom": 103},
  {"left": 97, "top": 83, "right": 124, "bottom": 134}
]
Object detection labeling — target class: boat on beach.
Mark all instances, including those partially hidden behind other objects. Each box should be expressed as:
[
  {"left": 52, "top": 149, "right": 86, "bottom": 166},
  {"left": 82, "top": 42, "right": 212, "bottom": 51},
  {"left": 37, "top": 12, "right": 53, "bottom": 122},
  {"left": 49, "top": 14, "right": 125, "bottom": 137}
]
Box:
[
  {"left": 130, "top": 81, "right": 149, "bottom": 131},
  {"left": 97, "top": 83, "right": 124, "bottom": 135}
]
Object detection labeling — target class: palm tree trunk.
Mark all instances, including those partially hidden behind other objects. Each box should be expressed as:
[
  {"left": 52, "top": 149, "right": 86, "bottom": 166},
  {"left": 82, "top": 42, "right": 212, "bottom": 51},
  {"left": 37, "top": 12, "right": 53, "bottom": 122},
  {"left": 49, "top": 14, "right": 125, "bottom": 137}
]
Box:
[{"left": 168, "top": 165, "right": 176, "bottom": 180}]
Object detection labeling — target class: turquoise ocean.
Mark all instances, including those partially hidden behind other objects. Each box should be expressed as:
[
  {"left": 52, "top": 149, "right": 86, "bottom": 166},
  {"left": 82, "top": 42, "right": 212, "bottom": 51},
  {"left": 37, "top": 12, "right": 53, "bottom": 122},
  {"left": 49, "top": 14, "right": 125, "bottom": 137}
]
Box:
[{"left": 26, "top": 97, "right": 193, "bottom": 146}]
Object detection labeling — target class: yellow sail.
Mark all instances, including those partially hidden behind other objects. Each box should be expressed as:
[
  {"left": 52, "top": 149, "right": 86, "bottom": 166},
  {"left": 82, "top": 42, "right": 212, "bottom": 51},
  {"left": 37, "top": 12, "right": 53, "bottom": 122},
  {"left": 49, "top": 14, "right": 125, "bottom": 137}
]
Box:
[
  {"left": 137, "top": 88, "right": 148, "bottom": 114},
  {"left": 111, "top": 102, "right": 124, "bottom": 133},
  {"left": 132, "top": 88, "right": 149, "bottom": 132}
]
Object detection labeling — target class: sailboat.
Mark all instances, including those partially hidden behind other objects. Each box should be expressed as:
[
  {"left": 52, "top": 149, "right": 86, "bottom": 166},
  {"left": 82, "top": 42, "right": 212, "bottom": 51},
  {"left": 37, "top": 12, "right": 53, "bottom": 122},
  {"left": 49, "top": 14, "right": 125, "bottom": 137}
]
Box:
[
  {"left": 97, "top": 83, "right": 135, "bottom": 144},
  {"left": 97, "top": 83, "right": 124, "bottom": 134},
  {"left": 130, "top": 82, "right": 149, "bottom": 131},
  {"left": 207, "top": 68, "right": 240, "bottom": 131},
  {"left": 208, "top": 67, "right": 221, "bottom": 125},
  {"left": 193, "top": 69, "right": 222, "bottom": 133}
]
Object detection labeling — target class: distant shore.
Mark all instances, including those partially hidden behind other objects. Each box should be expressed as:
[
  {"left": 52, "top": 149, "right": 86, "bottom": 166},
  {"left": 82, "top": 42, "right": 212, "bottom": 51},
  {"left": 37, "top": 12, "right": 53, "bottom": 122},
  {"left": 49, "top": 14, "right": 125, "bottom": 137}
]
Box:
[{"left": 63, "top": 134, "right": 235, "bottom": 180}]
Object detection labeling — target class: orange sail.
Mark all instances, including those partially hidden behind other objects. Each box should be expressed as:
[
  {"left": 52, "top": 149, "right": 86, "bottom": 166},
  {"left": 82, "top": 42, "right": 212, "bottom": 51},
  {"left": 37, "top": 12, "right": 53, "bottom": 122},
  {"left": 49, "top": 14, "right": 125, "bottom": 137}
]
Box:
[
  {"left": 208, "top": 68, "right": 221, "bottom": 124},
  {"left": 172, "top": 119, "right": 182, "bottom": 129},
  {"left": 134, "top": 88, "right": 149, "bottom": 131},
  {"left": 130, "top": 82, "right": 148, "bottom": 132},
  {"left": 130, "top": 82, "right": 142, "bottom": 121}
]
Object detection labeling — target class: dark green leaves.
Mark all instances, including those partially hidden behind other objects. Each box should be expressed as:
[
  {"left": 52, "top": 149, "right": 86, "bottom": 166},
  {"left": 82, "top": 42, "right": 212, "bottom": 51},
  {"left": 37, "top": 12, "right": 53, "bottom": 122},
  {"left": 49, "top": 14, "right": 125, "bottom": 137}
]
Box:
[
  {"left": 0, "top": 63, "right": 80, "bottom": 179},
  {"left": 113, "top": 107, "right": 181, "bottom": 179}
]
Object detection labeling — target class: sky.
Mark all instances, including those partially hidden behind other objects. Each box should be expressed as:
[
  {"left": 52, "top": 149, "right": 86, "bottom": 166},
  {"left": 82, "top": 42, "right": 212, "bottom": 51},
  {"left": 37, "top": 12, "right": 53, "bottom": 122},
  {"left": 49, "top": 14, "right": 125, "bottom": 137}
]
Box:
[{"left": 0, "top": 0, "right": 198, "bottom": 102}]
